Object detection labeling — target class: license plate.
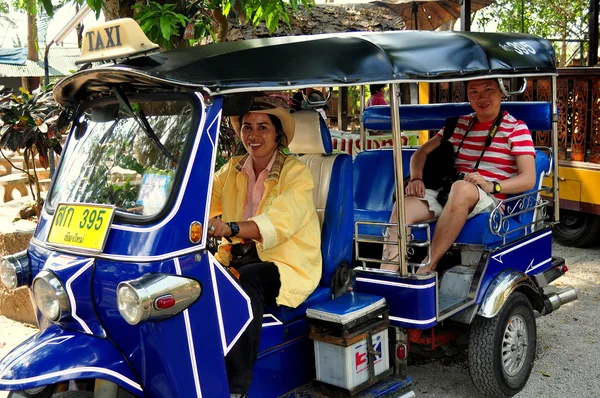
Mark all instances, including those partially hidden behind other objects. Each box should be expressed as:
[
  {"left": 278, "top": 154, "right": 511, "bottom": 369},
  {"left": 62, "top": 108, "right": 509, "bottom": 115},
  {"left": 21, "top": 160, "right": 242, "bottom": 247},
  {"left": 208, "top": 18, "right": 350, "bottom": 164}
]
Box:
[{"left": 47, "top": 203, "right": 115, "bottom": 253}]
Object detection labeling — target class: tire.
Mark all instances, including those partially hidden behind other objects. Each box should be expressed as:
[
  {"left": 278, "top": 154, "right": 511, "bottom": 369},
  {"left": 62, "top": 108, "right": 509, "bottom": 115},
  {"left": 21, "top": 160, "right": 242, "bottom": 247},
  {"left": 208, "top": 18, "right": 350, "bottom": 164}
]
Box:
[
  {"left": 468, "top": 292, "right": 536, "bottom": 398},
  {"left": 8, "top": 385, "right": 57, "bottom": 398},
  {"left": 51, "top": 393, "right": 94, "bottom": 398},
  {"left": 553, "top": 210, "right": 600, "bottom": 247}
]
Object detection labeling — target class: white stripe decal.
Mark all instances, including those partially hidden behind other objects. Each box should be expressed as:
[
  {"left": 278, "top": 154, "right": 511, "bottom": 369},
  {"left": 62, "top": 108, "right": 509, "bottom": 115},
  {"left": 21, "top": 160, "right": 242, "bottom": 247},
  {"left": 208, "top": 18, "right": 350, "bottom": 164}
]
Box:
[
  {"left": 202, "top": 109, "right": 222, "bottom": 248},
  {"left": 209, "top": 253, "right": 253, "bottom": 355},
  {"left": 0, "top": 367, "right": 142, "bottom": 391},
  {"left": 31, "top": 237, "right": 203, "bottom": 263},
  {"left": 526, "top": 258, "right": 552, "bottom": 274},
  {"left": 111, "top": 93, "right": 207, "bottom": 233},
  {"left": 65, "top": 259, "right": 94, "bottom": 335},
  {"left": 389, "top": 316, "right": 437, "bottom": 325},
  {"left": 0, "top": 336, "right": 74, "bottom": 379},
  {"left": 174, "top": 258, "right": 202, "bottom": 398},
  {"left": 262, "top": 314, "right": 283, "bottom": 328},
  {"left": 208, "top": 254, "right": 228, "bottom": 354},
  {"left": 356, "top": 277, "right": 436, "bottom": 289},
  {"left": 491, "top": 230, "right": 552, "bottom": 263}
]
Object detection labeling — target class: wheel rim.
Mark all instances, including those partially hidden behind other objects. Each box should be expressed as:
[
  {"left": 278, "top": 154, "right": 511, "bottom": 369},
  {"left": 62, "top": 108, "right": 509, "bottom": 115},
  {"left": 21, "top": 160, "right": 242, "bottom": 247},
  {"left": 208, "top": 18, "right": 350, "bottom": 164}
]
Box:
[
  {"left": 502, "top": 314, "right": 529, "bottom": 377},
  {"left": 561, "top": 211, "right": 583, "bottom": 228}
]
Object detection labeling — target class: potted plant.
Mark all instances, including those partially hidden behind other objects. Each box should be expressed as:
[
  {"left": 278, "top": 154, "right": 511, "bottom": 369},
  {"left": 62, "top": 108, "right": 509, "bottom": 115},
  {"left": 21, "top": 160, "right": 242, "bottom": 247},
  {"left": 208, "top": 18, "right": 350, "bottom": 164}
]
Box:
[{"left": 0, "top": 85, "right": 66, "bottom": 216}]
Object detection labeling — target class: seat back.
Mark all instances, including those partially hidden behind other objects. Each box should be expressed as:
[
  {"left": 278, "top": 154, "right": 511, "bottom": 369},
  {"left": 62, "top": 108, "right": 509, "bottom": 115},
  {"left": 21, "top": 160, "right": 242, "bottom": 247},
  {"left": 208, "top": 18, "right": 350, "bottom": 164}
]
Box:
[
  {"left": 289, "top": 111, "right": 353, "bottom": 288},
  {"left": 353, "top": 148, "right": 415, "bottom": 236},
  {"left": 358, "top": 102, "right": 553, "bottom": 247}
]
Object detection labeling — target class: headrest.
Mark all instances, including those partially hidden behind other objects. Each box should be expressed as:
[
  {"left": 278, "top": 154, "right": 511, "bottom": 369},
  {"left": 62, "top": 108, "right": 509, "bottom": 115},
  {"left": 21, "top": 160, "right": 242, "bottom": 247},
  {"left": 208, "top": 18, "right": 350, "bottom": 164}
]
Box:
[
  {"left": 288, "top": 111, "right": 333, "bottom": 155},
  {"left": 363, "top": 101, "right": 552, "bottom": 132}
]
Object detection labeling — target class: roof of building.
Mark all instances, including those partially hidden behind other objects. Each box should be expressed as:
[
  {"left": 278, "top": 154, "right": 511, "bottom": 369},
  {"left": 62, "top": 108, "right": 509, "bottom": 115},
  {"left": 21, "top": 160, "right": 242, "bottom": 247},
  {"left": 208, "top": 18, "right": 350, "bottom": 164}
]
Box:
[{"left": 0, "top": 47, "right": 80, "bottom": 78}]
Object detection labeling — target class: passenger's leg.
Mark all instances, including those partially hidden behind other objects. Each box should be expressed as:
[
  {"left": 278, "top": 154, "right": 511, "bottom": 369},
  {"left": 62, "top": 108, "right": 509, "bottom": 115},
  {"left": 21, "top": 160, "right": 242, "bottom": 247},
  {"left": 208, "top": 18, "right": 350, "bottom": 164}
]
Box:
[
  {"left": 418, "top": 181, "right": 479, "bottom": 274},
  {"left": 226, "top": 262, "right": 281, "bottom": 395},
  {"left": 381, "top": 196, "right": 434, "bottom": 271}
]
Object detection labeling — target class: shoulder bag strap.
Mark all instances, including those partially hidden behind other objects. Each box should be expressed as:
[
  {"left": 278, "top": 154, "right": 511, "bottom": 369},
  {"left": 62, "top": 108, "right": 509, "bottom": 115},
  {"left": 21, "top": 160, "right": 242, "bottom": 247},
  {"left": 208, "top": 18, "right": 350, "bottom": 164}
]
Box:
[{"left": 473, "top": 111, "right": 504, "bottom": 171}]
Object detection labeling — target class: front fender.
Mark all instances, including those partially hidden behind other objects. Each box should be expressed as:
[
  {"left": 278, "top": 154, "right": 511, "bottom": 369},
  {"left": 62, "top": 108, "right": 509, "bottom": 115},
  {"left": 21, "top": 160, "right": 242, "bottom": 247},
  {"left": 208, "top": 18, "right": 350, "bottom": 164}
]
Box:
[
  {"left": 0, "top": 325, "right": 143, "bottom": 396},
  {"left": 477, "top": 270, "right": 540, "bottom": 318}
]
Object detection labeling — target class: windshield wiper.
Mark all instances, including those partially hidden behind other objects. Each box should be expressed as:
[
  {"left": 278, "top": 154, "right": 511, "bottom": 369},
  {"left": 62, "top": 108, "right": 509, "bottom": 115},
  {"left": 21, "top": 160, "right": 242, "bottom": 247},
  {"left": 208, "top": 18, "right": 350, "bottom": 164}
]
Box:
[{"left": 113, "top": 86, "right": 176, "bottom": 164}]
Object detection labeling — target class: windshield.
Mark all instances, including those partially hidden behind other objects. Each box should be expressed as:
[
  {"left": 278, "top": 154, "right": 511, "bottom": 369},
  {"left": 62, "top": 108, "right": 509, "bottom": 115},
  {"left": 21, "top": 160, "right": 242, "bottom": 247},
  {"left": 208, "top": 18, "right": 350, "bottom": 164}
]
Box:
[{"left": 48, "top": 96, "right": 197, "bottom": 218}]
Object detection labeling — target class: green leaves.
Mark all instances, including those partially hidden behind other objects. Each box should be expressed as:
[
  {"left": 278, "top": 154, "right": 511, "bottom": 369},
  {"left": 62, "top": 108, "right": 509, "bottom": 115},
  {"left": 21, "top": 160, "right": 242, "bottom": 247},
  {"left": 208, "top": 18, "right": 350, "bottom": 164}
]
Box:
[
  {"left": 133, "top": 2, "right": 190, "bottom": 49},
  {"left": 477, "top": 0, "right": 588, "bottom": 66}
]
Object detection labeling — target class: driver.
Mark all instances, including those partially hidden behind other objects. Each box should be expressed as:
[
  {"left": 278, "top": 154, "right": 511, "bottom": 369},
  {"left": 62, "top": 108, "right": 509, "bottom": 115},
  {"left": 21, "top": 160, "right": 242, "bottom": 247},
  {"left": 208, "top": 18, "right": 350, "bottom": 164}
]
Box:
[
  {"left": 208, "top": 97, "right": 321, "bottom": 397},
  {"left": 382, "top": 78, "right": 536, "bottom": 273}
]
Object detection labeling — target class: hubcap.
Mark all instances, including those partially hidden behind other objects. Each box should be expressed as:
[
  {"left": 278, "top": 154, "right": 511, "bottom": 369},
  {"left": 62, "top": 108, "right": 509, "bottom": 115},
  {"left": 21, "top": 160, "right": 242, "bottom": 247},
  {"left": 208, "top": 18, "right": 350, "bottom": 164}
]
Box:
[{"left": 502, "top": 314, "right": 529, "bottom": 376}]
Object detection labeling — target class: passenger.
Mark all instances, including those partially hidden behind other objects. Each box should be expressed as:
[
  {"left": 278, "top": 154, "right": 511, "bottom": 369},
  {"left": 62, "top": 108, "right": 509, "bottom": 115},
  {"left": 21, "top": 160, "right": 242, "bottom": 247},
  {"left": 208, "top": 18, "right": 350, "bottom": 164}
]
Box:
[
  {"left": 382, "top": 78, "right": 536, "bottom": 273},
  {"left": 366, "top": 84, "right": 388, "bottom": 107},
  {"left": 208, "top": 97, "right": 322, "bottom": 397}
]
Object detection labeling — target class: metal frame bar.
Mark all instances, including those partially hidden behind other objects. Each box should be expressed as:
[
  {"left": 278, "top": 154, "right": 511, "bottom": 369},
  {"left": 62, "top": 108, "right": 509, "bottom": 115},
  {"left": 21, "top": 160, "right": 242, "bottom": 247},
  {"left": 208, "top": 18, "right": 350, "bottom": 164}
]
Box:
[
  {"left": 551, "top": 75, "right": 560, "bottom": 223},
  {"left": 389, "top": 83, "right": 409, "bottom": 276}
]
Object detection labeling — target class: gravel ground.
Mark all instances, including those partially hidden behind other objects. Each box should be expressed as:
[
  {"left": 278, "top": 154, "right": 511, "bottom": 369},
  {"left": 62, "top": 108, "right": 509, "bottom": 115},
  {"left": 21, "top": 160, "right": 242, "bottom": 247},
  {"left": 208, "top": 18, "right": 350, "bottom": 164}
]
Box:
[{"left": 0, "top": 243, "right": 598, "bottom": 397}]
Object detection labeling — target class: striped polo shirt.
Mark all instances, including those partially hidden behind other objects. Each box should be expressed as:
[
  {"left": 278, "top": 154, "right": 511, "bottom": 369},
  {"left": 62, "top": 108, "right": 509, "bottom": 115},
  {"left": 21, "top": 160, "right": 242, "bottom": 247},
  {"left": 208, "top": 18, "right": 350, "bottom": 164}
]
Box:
[{"left": 436, "top": 111, "right": 536, "bottom": 199}]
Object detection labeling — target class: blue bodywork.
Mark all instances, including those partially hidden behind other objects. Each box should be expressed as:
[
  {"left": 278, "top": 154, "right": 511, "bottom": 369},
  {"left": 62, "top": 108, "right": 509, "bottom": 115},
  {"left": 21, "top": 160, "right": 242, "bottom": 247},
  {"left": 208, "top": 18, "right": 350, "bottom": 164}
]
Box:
[{"left": 0, "top": 96, "right": 560, "bottom": 398}]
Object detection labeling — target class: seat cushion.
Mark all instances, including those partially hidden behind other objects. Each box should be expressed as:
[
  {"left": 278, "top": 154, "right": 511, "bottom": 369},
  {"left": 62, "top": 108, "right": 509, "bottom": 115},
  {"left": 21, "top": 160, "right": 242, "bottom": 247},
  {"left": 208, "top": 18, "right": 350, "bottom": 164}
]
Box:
[
  {"left": 266, "top": 286, "right": 331, "bottom": 324},
  {"left": 412, "top": 212, "right": 524, "bottom": 247}
]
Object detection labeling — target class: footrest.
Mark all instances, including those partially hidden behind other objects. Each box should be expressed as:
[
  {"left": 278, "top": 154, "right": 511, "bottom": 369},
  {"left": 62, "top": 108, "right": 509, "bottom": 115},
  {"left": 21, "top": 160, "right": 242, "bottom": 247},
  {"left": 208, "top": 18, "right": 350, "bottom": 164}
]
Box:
[{"left": 307, "top": 292, "right": 387, "bottom": 332}]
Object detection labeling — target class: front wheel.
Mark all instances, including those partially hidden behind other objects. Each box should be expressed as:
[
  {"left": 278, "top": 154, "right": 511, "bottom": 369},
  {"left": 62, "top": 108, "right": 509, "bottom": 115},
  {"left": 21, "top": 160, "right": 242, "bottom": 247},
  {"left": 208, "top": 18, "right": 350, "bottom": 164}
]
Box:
[
  {"left": 8, "top": 385, "right": 57, "bottom": 398},
  {"left": 468, "top": 292, "right": 536, "bottom": 397},
  {"left": 553, "top": 210, "right": 600, "bottom": 247}
]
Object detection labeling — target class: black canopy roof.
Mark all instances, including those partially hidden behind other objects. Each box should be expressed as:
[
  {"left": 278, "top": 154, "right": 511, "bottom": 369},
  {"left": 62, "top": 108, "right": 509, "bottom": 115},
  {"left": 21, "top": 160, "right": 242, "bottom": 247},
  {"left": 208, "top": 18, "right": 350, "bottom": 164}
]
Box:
[{"left": 54, "top": 30, "right": 556, "bottom": 105}]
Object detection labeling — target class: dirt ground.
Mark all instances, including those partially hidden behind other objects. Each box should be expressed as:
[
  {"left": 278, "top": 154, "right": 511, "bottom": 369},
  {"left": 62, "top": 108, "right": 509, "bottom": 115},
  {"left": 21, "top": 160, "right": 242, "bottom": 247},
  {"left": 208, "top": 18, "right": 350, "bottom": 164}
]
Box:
[{"left": 0, "top": 242, "right": 598, "bottom": 397}]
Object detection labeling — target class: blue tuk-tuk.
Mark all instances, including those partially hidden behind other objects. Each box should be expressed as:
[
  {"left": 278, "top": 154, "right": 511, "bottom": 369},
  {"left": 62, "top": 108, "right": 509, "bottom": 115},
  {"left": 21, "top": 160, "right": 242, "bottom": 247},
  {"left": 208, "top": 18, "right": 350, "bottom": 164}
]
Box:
[{"left": 0, "top": 18, "right": 576, "bottom": 398}]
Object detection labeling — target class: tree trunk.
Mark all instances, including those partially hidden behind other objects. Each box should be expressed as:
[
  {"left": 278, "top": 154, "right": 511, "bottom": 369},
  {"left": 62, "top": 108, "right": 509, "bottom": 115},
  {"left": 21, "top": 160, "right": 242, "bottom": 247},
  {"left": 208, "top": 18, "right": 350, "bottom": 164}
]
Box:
[
  {"left": 26, "top": 2, "right": 38, "bottom": 62},
  {"left": 212, "top": 8, "right": 229, "bottom": 42},
  {"left": 102, "top": 0, "right": 137, "bottom": 20}
]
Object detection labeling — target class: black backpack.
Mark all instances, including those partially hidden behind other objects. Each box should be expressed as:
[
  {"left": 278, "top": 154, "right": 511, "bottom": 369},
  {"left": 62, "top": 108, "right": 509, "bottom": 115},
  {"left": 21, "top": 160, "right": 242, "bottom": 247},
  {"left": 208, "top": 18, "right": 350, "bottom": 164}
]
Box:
[{"left": 421, "top": 116, "right": 459, "bottom": 190}]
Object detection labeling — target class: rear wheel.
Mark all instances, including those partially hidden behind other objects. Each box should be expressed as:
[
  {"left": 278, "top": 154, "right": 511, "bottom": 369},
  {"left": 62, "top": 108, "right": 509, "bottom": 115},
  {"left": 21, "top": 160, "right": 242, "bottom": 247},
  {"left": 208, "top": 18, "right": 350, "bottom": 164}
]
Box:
[
  {"left": 553, "top": 210, "right": 600, "bottom": 247},
  {"left": 468, "top": 292, "right": 536, "bottom": 397}
]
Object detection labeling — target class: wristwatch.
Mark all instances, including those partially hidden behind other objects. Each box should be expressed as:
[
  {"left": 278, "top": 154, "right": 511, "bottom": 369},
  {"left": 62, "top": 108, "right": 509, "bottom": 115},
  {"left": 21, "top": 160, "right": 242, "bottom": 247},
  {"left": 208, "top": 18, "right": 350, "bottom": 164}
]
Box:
[
  {"left": 227, "top": 222, "right": 240, "bottom": 237},
  {"left": 492, "top": 181, "right": 502, "bottom": 194}
]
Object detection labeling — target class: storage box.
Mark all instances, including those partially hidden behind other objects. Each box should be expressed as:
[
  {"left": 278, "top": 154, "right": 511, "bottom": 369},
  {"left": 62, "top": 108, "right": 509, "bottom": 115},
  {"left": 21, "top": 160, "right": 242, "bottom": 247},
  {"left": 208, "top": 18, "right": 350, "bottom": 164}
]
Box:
[
  {"left": 313, "top": 328, "right": 389, "bottom": 390},
  {"left": 307, "top": 293, "right": 390, "bottom": 391}
]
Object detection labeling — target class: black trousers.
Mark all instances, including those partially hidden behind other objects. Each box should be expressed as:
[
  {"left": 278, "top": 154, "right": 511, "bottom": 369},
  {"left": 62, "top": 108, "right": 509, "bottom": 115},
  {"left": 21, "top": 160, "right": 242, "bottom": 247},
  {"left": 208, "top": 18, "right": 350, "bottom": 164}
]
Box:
[{"left": 226, "top": 261, "right": 281, "bottom": 394}]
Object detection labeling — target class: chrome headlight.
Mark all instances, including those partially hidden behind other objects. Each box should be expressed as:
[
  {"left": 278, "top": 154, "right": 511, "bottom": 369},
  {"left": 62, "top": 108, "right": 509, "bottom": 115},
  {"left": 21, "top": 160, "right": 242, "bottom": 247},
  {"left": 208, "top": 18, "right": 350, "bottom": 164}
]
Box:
[
  {"left": 32, "top": 270, "right": 70, "bottom": 321},
  {"left": 0, "top": 250, "right": 30, "bottom": 290},
  {"left": 117, "top": 274, "right": 201, "bottom": 325}
]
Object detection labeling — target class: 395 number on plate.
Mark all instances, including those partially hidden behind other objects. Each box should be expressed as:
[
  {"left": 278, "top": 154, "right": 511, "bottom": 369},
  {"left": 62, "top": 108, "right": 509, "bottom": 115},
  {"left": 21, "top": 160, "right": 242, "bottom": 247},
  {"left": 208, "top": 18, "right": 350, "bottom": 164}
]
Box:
[{"left": 47, "top": 203, "right": 115, "bottom": 252}]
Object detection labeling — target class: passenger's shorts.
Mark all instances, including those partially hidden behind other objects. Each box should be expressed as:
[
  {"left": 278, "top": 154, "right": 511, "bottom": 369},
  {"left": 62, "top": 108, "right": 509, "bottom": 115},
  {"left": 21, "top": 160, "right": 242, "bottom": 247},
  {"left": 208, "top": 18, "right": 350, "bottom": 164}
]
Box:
[{"left": 420, "top": 186, "right": 499, "bottom": 218}]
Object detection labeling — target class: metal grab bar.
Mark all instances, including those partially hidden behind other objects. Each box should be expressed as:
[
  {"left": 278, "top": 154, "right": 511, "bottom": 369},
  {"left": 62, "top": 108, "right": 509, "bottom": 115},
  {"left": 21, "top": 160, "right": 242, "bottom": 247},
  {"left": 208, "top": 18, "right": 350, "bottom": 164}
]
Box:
[
  {"left": 354, "top": 221, "right": 432, "bottom": 272},
  {"left": 488, "top": 187, "right": 551, "bottom": 244}
]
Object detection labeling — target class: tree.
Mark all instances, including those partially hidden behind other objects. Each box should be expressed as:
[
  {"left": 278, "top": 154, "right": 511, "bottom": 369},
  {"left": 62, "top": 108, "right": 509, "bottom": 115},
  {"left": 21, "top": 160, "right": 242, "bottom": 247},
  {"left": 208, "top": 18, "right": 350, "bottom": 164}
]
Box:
[
  {"left": 36, "top": 0, "right": 313, "bottom": 48},
  {"left": 477, "top": 0, "right": 588, "bottom": 67}
]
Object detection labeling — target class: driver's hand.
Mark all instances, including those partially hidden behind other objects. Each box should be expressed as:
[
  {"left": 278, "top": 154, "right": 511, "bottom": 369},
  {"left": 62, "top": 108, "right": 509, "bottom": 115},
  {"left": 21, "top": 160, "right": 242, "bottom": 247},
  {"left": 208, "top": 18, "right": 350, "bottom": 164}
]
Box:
[
  {"left": 207, "top": 217, "right": 232, "bottom": 238},
  {"left": 406, "top": 179, "right": 426, "bottom": 198}
]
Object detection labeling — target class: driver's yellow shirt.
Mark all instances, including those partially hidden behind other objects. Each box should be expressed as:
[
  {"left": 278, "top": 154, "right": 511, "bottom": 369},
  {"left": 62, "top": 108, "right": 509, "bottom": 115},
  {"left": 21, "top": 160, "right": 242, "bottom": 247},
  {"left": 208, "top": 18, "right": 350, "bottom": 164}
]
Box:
[{"left": 210, "top": 152, "right": 322, "bottom": 308}]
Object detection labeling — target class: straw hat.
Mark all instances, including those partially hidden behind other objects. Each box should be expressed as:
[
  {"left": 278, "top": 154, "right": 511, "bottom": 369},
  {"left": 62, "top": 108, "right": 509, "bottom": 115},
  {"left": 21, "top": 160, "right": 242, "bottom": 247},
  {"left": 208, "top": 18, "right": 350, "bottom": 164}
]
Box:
[{"left": 230, "top": 97, "right": 295, "bottom": 146}]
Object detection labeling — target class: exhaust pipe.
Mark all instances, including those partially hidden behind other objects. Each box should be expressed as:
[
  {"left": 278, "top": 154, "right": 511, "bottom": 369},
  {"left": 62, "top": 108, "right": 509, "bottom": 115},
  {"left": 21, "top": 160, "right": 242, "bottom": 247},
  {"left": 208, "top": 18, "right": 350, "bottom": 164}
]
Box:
[{"left": 543, "top": 287, "right": 577, "bottom": 315}]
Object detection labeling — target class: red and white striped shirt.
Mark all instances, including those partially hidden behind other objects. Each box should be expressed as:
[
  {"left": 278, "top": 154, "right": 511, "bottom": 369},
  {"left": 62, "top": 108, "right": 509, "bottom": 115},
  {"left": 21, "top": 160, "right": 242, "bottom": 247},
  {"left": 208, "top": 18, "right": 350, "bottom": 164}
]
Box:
[{"left": 436, "top": 111, "right": 536, "bottom": 199}]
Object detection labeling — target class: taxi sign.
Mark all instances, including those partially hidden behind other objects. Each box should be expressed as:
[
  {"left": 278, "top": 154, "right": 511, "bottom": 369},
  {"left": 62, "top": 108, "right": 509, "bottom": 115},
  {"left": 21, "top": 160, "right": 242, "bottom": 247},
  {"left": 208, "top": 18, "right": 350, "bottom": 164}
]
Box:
[
  {"left": 47, "top": 203, "right": 115, "bottom": 253},
  {"left": 76, "top": 18, "right": 159, "bottom": 65}
]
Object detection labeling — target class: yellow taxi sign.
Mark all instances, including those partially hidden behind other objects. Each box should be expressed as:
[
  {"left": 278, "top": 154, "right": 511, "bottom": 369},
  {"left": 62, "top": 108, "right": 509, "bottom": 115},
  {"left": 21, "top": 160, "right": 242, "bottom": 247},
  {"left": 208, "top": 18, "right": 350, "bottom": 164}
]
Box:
[
  {"left": 76, "top": 18, "right": 159, "bottom": 65},
  {"left": 47, "top": 203, "right": 116, "bottom": 253}
]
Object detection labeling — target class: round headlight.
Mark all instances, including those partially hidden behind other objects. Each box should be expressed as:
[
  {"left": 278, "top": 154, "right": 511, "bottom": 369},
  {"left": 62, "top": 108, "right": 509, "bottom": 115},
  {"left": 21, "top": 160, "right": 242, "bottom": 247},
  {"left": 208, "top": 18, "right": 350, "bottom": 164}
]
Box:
[
  {"left": 117, "top": 284, "right": 147, "bottom": 325},
  {"left": 0, "top": 258, "right": 17, "bottom": 290},
  {"left": 32, "top": 270, "right": 70, "bottom": 321}
]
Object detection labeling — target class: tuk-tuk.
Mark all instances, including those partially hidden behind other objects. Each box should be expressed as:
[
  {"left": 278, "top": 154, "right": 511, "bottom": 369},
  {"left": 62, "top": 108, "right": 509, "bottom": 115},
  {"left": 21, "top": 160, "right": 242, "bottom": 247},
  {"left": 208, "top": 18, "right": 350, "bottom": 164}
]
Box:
[{"left": 0, "top": 18, "right": 577, "bottom": 398}]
